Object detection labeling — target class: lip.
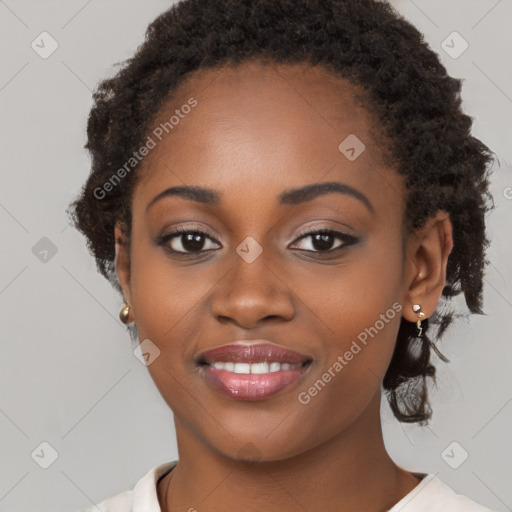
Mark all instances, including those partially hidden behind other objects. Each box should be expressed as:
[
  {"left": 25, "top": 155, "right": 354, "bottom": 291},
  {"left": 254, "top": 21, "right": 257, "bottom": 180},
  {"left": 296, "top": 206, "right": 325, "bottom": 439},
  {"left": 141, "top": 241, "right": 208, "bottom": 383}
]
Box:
[
  {"left": 196, "top": 340, "right": 312, "bottom": 365},
  {"left": 196, "top": 340, "right": 313, "bottom": 401}
]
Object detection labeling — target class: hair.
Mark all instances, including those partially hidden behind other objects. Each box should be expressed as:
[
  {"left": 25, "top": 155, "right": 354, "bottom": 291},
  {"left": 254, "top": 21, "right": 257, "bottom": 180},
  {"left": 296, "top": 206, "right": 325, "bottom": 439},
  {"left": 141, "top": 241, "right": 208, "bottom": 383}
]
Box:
[{"left": 69, "top": 0, "right": 494, "bottom": 424}]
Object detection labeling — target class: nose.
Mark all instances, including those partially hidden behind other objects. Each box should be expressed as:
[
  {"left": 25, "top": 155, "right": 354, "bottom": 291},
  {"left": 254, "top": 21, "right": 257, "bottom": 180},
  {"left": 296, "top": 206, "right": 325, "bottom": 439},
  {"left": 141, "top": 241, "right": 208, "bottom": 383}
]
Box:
[{"left": 211, "top": 249, "right": 295, "bottom": 329}]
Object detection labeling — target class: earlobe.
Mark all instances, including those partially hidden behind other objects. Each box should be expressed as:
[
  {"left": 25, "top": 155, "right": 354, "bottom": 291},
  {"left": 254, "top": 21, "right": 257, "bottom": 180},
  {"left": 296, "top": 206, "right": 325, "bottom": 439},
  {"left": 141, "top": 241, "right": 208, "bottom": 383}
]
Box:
[{"left": 403, "top": 212, "right": 453, "bottom": 323}]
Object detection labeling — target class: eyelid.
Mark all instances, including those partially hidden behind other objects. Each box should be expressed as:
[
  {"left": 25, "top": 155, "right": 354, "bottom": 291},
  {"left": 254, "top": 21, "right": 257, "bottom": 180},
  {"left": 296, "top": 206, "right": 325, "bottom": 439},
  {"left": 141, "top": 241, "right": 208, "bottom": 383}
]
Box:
[
  {"left": 290, "top": 219, "right": 359, "bottom": 246},
  {"left": 156, "top": 224, "right": 221, "bottom": 249},
  {"left": 161, "top": 223, "right": 219, "bottom": 240},
  {"left": 292, "top": 224, "right": 355, "bottom": 241}
]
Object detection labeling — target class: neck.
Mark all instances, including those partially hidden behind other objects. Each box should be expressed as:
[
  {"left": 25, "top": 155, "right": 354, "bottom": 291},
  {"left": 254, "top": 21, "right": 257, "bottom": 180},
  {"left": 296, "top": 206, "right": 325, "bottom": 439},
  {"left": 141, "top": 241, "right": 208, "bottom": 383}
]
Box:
[{"left": 158, "top": 392, "right": 420, "bottom": 512}]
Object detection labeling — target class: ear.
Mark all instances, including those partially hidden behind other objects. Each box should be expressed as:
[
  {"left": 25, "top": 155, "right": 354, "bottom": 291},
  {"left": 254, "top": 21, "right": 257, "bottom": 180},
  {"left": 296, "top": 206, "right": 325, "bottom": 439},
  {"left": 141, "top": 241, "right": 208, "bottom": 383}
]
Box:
[
  {"left": 114, "top": 222, "right": 133, "bottom": 313},
  {"left": 402, "top": 211, "right": 454, "bottom": 323}
]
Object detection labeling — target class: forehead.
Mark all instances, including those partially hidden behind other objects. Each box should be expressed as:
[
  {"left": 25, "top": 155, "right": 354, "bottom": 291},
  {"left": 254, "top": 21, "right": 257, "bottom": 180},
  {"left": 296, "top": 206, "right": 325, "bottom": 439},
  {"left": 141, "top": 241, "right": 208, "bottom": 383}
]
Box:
[{"left": 133, "top": 59, "right": 402, "bottom": 215}]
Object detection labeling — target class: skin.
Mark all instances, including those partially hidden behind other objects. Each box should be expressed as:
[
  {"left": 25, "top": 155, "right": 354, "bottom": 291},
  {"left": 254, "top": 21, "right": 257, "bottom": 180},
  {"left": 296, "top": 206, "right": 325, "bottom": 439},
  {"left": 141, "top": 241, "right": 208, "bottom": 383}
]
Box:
[{"left": 115, "top": 59, "right": 453, "bottom": 512}]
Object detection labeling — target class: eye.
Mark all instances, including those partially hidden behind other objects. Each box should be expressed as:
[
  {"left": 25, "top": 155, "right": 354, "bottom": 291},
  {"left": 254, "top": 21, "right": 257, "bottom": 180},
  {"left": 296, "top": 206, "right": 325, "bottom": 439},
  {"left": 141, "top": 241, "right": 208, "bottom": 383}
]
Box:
[
  {"left": 157, "top": 227, "right": 221, "bottom": 254},
  {"left": 290, "top": 228, "right": 358, "bottom": 253}
]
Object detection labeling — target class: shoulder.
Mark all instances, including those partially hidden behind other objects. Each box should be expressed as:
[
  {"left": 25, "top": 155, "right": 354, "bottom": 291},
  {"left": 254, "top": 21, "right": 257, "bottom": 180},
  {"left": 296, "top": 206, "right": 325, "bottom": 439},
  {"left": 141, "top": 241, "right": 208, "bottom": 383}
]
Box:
[
  {"left": 75, "top": 460, "right": 178, "bottom": 512},
  {"left": 77, "top": 489, "right": 132, "bottom": 512},
  {"left": 389, "top": 473, "right": 496, "bottom": 512}
]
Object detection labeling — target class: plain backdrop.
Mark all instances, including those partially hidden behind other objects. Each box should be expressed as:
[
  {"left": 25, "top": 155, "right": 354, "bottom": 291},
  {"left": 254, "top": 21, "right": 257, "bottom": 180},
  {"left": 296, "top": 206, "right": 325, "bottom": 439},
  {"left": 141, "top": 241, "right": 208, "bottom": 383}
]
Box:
[{"left": 1, "top": 1, "right": 511, "bottom": 511}]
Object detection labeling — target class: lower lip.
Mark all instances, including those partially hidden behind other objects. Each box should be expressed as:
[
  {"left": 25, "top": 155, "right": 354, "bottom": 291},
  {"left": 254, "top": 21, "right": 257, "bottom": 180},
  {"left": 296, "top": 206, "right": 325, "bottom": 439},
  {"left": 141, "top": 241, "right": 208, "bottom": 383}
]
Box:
[{"left": 200, "top": 364, "right": 310, "bottom": 401}]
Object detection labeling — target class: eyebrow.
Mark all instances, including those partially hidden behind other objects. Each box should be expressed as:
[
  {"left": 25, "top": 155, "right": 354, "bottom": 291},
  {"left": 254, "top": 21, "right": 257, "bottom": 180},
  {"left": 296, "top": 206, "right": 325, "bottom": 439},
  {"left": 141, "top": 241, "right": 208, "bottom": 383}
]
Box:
[
  {"left": 279, "top": 181, "right": 374, "bottom": 214},
  {"left": 146, "top": 185, "right": 221, "bottom": 212},
  {"left": 146, "top": 181, "right": 374, "bottom": 214}
]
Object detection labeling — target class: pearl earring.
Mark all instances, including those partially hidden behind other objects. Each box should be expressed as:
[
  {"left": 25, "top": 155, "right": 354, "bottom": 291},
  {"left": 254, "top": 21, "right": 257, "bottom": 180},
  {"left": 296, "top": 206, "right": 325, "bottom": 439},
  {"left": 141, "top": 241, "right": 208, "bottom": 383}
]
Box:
[{"left": 119, "top": 302, "right": 131, "bottom": 324}]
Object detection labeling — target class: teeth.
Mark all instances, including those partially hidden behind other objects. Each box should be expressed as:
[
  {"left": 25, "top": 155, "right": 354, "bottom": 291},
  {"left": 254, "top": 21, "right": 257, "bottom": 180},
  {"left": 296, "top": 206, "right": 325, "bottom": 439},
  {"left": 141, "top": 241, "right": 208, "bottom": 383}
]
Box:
[
  {"left": 210, "top": 361, "right": 301, "bottom": 373},
  {"left": 251, "top": 362, "right": 269, "bottom": 374},
  {"left": 233, "top": 363, "right": 250, "bottom": 374},
  {"left": 269, "top": 362, "right": 281, "bottom": 372}
]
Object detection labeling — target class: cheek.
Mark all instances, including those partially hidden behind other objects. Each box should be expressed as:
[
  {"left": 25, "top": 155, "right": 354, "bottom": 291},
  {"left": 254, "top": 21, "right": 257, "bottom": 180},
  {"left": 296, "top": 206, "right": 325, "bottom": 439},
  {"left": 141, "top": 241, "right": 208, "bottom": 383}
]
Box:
[
  {"left": 290, "top": 234, "right": 404, "bottom": 404},
  {"left": 293, "top": 231, "right": 404, "bottom": 345},
  {"left": 127, "top": 244, "right": 211, "bottom": 413},
  {"left": 127, "top": 229, "right": 225, "bottom": 403},
  {"left": 128, "top": 223, "right": 207, "bottom": 334},
  {"left": 290, "top": 300, "right": 402, "bottom": 444}
]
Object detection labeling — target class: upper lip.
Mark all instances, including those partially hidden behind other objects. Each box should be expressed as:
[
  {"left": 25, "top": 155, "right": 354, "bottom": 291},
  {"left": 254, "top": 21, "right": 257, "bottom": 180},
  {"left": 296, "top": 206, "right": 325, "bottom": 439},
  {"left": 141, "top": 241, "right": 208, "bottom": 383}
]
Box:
[{"left": 196, "top": 340, "right": 313, "bottom": 366}]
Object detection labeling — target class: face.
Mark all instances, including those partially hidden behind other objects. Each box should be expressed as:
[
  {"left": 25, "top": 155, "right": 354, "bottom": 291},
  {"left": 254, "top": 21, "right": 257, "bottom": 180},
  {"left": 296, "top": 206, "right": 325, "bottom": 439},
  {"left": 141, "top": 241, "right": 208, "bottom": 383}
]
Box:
[{"left": 116, "top": 60, "right": 418, "bottom": 462}]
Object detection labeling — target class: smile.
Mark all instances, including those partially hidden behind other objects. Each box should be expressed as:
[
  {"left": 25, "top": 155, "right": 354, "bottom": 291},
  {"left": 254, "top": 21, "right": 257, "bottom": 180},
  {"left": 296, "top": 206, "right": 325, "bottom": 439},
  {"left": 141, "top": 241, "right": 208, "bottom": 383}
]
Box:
[
  {"left": 208, "top": 361, "right": 303, "bottom": 373},
  {"left": 196, "top": 341, "right": 313, "bottom": 400}
]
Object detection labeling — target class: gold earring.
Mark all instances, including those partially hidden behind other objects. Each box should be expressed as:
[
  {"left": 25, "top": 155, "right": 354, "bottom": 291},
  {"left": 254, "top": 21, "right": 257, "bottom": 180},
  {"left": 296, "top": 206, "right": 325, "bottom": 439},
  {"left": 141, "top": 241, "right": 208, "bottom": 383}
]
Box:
[
  {"left": 412, "top": 304, "right": 426, "bottom": 337},
  {"left": 119, "top": 302, "right": 131, "bottom": 324}
]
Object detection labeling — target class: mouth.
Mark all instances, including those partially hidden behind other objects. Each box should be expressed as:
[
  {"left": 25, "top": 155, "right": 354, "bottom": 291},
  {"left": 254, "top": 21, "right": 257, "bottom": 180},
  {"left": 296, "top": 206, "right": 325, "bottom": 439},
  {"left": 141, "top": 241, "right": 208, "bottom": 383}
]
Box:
[
  {"left": 196, "top": 341, "right": 313, "bottom": 401},
  {"left": 201, "top": 360, "right": 310, "bottom": 373}
]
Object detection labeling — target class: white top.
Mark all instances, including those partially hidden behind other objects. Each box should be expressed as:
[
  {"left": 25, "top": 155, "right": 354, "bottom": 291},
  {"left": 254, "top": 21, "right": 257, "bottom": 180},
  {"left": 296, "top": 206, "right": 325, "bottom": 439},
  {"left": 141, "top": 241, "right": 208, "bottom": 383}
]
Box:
[{"left": 77, "top": 461, "right": 496, "bottom": 512}]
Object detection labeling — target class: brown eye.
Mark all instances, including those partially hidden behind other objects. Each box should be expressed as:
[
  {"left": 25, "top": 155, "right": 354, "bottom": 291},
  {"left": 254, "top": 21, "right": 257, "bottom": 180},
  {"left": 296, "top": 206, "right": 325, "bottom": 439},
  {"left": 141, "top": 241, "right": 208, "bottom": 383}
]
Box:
[
  {"left": 290, "top": 229, "right": 358, "bottom": 253},
  {"left": 157, "top": 228, "right": 221, "bottom": 254}
]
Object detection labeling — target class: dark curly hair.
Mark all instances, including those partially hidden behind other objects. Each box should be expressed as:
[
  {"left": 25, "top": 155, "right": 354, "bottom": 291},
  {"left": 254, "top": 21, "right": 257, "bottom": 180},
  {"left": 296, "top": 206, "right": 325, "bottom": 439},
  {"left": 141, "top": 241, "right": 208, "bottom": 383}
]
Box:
[{"left": 69, "top": 0, "right": 494, "bottom": 424}]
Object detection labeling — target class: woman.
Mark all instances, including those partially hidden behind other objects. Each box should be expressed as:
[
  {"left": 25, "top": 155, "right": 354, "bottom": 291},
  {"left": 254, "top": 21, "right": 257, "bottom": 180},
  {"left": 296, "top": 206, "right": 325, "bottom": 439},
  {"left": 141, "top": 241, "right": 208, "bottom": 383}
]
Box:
[{"left": 70, "top": 0, "right": 496, "bottom": 510}]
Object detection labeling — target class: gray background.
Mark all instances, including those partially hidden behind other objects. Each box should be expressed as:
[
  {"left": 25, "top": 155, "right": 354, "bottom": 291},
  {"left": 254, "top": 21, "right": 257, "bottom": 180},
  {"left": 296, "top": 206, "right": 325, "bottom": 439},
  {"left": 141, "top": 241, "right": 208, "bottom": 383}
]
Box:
[{"left": 1, "top": 1, "right": 511, "bottom": 511}]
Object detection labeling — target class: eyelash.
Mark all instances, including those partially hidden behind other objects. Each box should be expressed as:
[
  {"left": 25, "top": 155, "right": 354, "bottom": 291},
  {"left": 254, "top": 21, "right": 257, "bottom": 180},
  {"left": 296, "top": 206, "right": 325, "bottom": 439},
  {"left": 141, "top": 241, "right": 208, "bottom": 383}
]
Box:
[
  {"left": 156, "top": 225, "right": 359, "bottom": 257},
  {"left": 293, "top": 227, "right": 357, "bottom": 251}
]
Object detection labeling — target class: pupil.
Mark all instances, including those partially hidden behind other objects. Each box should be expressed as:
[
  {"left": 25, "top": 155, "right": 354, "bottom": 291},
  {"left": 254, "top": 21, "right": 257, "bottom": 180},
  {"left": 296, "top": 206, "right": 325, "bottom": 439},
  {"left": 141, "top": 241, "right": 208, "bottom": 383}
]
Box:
[
  {"left": 183, "top": 233, "right": 204, "bottom": 252},
  {"left": 312, "top": 233, "right": 333, "bottom": 251}
]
